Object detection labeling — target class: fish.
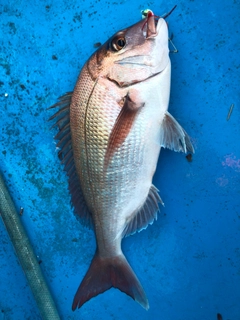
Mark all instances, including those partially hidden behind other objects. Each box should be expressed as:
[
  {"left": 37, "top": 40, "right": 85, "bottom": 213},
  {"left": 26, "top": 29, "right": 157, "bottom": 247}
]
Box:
[{"left": 49, "top": 8, "right": 194, "bottom": 311}]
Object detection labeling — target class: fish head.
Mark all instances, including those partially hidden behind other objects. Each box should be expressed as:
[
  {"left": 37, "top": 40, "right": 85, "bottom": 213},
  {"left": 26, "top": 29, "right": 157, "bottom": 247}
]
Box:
[{"left": 87, "top": 15, "right": 170, "bottom": 87}]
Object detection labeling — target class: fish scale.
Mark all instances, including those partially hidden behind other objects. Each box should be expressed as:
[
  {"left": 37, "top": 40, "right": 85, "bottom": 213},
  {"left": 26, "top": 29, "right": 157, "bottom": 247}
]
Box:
[{"left": 49, "top": 10, "right": 194, "bottom": 312}]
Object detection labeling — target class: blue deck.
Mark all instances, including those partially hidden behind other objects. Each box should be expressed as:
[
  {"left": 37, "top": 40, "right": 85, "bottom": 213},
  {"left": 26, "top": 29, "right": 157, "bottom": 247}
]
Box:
[{"left": 0, "top": 1, "right": 239, "bottom": 319}]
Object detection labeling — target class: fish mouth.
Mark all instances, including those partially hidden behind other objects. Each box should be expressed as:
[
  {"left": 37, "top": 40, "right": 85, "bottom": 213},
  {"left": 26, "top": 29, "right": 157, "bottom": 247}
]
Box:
[
  {"left": 156, "top": 18, "right": 165, "bottom": 33},
  {"left": 143, "top": 15, "right": 165, "bottom": 39},
  {"left": 114, "top": 55, "right": 154, "bottom": 68},
  {"left": 114, "top": 18, "right": 167, "bottom": 69}
]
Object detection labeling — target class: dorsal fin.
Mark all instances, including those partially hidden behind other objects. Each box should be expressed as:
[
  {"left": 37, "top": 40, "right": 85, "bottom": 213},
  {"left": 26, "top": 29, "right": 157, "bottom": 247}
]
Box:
[
  {"left": 48, "top": 92, "right": 93, "bottom": 228},
  {"left": 123, "top": 185, "right": 163, "bottom": 237}
]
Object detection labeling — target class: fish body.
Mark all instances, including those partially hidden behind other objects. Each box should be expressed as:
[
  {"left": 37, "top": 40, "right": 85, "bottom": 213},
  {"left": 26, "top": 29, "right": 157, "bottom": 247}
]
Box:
[{"left": 50, "top": 11, "right": 194, "bottom": 311}]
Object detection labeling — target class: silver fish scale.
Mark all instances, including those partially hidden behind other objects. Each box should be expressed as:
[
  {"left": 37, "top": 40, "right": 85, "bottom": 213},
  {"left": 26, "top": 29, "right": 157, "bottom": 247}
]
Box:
[
  {"left": 49, "top": 15, "right": 195, "bottom": 310},
  {"left": 70, "top": 66, "right": 148, "bottom": 250}
]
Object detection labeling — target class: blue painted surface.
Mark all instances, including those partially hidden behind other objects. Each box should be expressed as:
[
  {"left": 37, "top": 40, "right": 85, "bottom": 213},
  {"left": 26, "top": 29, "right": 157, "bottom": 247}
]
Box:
[{"left": 0, "top": 0, "right": 239, "bottom": 319}]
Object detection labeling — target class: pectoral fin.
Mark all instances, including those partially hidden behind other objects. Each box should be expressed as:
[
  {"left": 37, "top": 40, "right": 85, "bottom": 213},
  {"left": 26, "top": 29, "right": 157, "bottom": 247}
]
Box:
[
  {"left": 104, "top": 94, "right": 144, "bottom": 168},
  {"left": 160, "top": 111, "right": 194, "bottom": 153}
]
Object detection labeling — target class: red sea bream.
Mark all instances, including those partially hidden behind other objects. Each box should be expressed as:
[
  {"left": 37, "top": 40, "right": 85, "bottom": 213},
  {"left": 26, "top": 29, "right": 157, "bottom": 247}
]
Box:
[{"left": 49, "top": 9, "right": 194, "bottom": 311}]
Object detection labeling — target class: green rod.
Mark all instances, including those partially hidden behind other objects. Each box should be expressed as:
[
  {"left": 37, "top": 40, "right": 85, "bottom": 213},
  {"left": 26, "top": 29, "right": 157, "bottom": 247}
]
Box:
[{"left": 0, "top": 172, "right": 61, "bottom": 320}]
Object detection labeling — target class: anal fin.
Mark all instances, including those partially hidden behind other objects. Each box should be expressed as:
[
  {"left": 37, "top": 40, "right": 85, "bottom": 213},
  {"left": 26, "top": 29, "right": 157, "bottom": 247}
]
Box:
[
  {"left": 161, "top": 111, "right": 194, "bottom": 153},
  {"left": 123, "top": 185, "right": 163, "bottom": 237}
]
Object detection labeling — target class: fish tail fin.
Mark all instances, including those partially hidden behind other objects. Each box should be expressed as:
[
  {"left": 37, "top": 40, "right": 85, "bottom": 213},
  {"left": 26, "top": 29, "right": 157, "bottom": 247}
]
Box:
[{"left": 72, "top": 252, "right": 149, "bottom": 311}]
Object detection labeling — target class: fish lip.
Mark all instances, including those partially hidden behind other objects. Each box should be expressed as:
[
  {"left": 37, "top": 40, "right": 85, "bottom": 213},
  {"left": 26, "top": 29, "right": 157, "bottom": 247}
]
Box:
[
  {"left": 156, "top": 18, "right": 165, "bottom": 33},
  {"left": 145, "top": 18, "right": 164, "bottom": 39}
]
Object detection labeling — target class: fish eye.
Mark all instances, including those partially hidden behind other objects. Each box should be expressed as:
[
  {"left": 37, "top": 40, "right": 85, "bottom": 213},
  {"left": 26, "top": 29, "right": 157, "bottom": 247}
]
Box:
[{"left": 110, "top": 36, "right": 126, "bottom": 51}]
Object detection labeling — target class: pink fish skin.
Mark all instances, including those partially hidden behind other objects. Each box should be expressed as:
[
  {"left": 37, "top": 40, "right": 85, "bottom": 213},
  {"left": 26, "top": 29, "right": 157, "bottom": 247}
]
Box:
[{"left": 49, "top": 11, "right": 194, "bottom": 311}]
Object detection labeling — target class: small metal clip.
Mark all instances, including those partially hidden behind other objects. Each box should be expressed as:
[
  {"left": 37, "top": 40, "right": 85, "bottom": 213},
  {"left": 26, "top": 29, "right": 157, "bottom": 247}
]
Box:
[{"left": 169, "top": 33, "right": 178, "bottom": 53}]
